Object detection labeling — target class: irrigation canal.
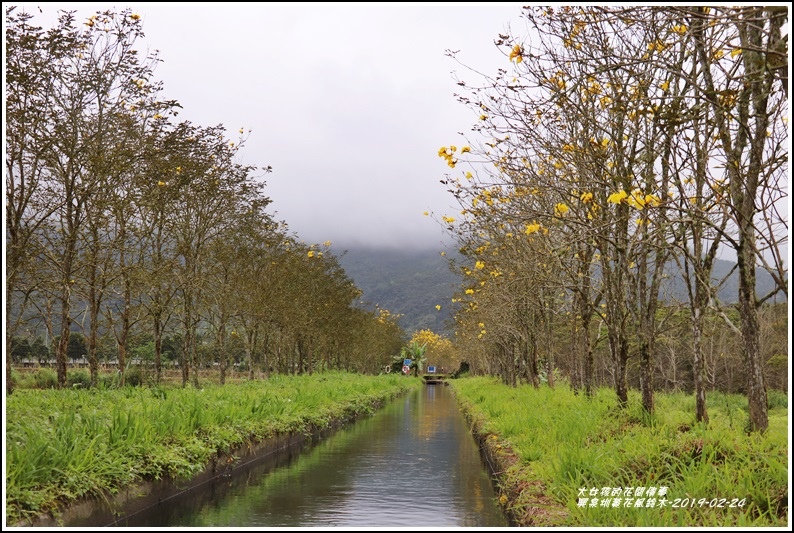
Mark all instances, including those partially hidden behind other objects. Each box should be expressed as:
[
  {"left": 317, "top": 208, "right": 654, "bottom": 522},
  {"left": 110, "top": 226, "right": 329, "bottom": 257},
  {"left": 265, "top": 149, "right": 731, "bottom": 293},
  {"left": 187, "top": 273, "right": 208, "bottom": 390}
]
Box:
[{"left": 69, "top": 383, "right": 509, "bottom": 527}]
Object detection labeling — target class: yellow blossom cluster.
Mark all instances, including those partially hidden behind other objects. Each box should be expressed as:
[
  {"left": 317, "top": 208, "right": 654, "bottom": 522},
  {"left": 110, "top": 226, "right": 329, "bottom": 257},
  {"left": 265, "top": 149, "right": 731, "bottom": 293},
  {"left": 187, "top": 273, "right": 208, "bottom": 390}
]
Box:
[
  {"left": 607, "top": 189, "right": 628, "bottom": 204},
  {"left": 438, "top": 145, "right": 458, "bottom": 168},
  {"left": 671, "top": 24, "right": 687, "bottom": 35},
  {"left": 508, "top": 44, "right": 523, "bottom": 63},
  {"left": 547, "top": 73, "right": 566, "bottom": 91},
  {"left": 586, "top": 77, "right": 602, "bottom": 95},
  {"left": 563, "top": 20, "right": 586, "bottom": 50},
  {"left": 607, "top": 189, "right": 661, "bottom": 209},
  {"left": 554, "top": 202, "right": 569, "bottom": 217}
]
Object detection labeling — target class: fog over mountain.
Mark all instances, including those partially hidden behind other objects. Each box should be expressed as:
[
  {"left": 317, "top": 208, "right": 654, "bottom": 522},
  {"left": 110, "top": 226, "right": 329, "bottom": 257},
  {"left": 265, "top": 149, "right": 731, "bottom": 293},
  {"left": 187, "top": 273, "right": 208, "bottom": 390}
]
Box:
[{"left": 335, "top": 244, "right": 785, "bottom": 338}]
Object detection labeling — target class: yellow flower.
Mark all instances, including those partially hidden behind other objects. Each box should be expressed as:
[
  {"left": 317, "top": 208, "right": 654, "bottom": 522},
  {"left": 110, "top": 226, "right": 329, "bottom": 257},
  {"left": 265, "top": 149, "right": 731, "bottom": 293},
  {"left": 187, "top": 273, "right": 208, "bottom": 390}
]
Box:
[
  {"left": 465, "top": 172, "right": 473, "bottom": 180},
  {"left": 307, "top": 251, "right": 315, "bottom": 258},
  {"left": 442, "top": 216, "right": 455, "bottom": 223},
  {"left": 524, "top": 222, "right": 541, "bottom": 235},
  {"left": 475, "top": 261, "right": 485, "bottom": 270},
  {"left": 460, "top": 146, "right": 471, "bottom": 153},
  {"left": 730, "top": 48, "right": 742, "bottom": 58},
  {"left": 580, "top": 191, "right": 593, "bottom": 203},
  {"left": 239, "top": 128, "right": 244, "bottom": 134},
  {"left": 479, "top": 114, "right": 487, "bottom": 121},
  {"left": 508, "top": 44, "right": 523, "bottom": 63},
  {"left": 554, "top": 203, "right": 569, "bottom": 217},
  {"left": 465, "top": 288, "right": 474, "bottom": 295},
  {"left": 644, "top": 194, "right": 661, "bottom": 207},
  {"left": 323, "top": 240, "right": 332, "bottom": 246},
  {"left": 423, "top": 211, "right": 429, "bottom": 216},
  {"left": 450, "top": 145, "right": 457, "bottom": 152},
  {"left": 130, "top": 13, "right": 141, "bottom": 20},
  {"left": 607, "top": 190, "right": 628, "bottom": 204},
  {"left": 499, "top": 494, "right": 508, "bottom": 505},
  {"left": 713, "top": 49, "right": 724, "bottom": 60},
  {"left": 627, "top": 188, "right": 646, "bottom": 209},
  {"left": 157, "top": 181, "right": 166, "bottom": 186},
  {"left": 435, "top": 305, "right": 441, "bottom": 311},
  {"left": 672, "top": 24, "right": 687, "bottom": 35}
]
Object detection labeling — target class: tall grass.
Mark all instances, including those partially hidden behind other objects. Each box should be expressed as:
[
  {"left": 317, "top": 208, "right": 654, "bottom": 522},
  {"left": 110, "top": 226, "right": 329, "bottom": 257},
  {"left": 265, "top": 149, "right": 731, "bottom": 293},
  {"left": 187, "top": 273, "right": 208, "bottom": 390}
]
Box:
[
  {"left": 450, "top": 377, "right": 788, "bottom": 527},
  {"left": 6, "top": 372, "right": 421, "bottom": 524}
]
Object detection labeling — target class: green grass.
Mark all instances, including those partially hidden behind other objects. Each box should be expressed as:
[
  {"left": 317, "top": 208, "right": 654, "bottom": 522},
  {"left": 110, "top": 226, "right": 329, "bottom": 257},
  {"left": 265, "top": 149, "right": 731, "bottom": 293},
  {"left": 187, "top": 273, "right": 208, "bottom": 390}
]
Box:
[
  {"left": 5, "top": 372, "right": 421, "bottom": 524},
  {"left": 449, "top": 377, "right": 788, "bottom": 527}
]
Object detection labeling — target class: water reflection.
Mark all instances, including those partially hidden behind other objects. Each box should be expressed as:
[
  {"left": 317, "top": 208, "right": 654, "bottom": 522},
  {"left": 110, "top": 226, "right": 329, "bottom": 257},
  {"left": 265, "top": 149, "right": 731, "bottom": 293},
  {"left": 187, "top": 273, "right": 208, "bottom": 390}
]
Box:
[{"left": 110, "top": 384, "right": 508, "bottom": 527}]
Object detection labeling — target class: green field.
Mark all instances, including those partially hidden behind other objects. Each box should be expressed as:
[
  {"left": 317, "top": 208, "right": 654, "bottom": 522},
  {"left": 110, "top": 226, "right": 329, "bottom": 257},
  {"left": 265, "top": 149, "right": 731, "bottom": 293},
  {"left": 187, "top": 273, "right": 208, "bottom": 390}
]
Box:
[
  {"left": 5, "top": 372, "right": 421, "bottom": 525},
  {"left": 449, "top": 376, "right": 789, "bottom": 527}
]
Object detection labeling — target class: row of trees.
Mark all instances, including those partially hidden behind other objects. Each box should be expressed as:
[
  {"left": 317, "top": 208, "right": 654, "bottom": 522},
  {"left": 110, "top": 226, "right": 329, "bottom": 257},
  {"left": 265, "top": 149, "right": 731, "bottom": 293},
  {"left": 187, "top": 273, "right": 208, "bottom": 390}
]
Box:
[
  {"left": 5, "top": 7, "right": 405, "bottom": 392},
  {"left": 435, "top": 6, "right": 787, "bottom": 431}
]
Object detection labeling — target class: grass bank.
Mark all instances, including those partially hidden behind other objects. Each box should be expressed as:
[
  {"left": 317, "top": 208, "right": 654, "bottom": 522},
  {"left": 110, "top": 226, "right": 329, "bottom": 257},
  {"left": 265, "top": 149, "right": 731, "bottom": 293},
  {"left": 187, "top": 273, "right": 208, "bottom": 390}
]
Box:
[
  {"left": 5, "top": 372, "right": 421, "bottom": 525},
  {"left": 449, "top": 376, "right": 788, "bottom": 527}
]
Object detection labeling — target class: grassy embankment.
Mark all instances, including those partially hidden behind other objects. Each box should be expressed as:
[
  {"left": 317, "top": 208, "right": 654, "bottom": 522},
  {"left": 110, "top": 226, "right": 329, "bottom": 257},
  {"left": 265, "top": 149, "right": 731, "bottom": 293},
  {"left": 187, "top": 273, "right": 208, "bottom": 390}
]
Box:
[
  {"left": 450, "top": 376, "right": 788, "bottom": 527},
  {"left": 5, "top": 372, "right": 422, "bottom": 525}
]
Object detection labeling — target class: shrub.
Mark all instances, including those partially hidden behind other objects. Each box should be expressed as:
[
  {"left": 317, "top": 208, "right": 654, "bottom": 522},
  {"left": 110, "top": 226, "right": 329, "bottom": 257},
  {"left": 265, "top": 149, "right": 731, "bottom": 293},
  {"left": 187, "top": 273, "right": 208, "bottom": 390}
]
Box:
[
  {"left": 67, "top": 369, "right": 91, "bottom": 388},
  {"left": 125, "top": 366, "right": 144, "bottom": 387},
  {"left": 98, "top": 373, "right": 117, "bottom": 389},
  {"left": 767, "top": 389, "right": 787, "bottom": 410},
  {"left": 32, "top": 368, "right": 58, "bottom": 389}
]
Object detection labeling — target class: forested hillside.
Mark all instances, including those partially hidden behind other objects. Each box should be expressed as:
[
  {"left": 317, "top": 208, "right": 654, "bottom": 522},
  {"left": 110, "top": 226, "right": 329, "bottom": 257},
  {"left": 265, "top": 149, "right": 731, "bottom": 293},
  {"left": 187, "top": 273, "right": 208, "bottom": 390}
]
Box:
[
  {"left": 335, "top": 246, "right": 461, "bottom": 335},
  {"left": 335, "top": 244, "right": 783, "bottom": 338}
]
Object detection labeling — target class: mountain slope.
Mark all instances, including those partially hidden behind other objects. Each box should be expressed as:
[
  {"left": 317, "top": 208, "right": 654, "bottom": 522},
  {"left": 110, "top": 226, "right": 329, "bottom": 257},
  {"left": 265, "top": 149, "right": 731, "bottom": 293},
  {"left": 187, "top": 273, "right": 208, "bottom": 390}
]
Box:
[
  {"left": 335, "top": 246, "right": 461, "bottom": 335},
  {"left": 334, "top": 245, "right": 785, "bottom": 338}
]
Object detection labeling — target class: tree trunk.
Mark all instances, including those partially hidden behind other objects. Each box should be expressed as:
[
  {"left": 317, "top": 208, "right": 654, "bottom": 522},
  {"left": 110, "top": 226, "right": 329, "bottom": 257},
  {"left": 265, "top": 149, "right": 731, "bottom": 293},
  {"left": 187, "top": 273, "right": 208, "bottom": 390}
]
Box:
[
  {"left": 639, "top": 340, "right": 654, "bottom": 415},
  {"left": 56, "top": 292, "right": 71, "bottom": 389},
  {"left": 612, "top": 334, "right": 629, "bottom": 407},
  {"left": 738, "top": 240, "right": 767, "bottom": 432},
  {"left": 692, "top": 307, "right": 709, "bottom": 424},
  {"left": 153, "top": 314, "right": 163, "bottom": 384}
]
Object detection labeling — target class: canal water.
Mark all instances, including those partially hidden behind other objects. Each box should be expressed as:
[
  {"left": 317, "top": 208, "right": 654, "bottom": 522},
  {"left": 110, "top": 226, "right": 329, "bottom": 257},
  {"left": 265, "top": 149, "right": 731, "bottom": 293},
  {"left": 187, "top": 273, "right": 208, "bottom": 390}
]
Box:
[{"left": 87, "top": 383, "right": 508, "bottom": 528}]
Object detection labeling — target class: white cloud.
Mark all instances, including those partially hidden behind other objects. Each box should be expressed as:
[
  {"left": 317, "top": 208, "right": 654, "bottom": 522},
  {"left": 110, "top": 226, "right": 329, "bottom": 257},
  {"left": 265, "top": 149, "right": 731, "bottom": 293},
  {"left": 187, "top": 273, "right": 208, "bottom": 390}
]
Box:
[{"left": 9, "top": 2, "right": 527, "bottom": 247}]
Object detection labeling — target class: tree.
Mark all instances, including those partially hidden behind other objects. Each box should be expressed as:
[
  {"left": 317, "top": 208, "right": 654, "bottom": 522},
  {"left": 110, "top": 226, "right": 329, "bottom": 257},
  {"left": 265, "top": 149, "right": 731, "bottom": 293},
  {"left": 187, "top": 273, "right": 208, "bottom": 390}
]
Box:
[
  {"left": 5, "top": 7, "right": 82, "bottom": 392},
  {"left": 437, "top": 6, "right": 786, "bottom": 430},
  {"left": 401, "top": 340, "right": 427, "bottom": 377},
  {"left": 687, "top": 5, "right": 788, "bottom": 432}
]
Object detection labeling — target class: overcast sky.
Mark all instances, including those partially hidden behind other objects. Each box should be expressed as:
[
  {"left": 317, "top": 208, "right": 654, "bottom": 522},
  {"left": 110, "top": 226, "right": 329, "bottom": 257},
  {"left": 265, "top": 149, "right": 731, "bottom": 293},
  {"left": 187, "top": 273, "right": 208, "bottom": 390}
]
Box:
[{"left": 10, "top": 2, "right": 531, "bottom": 250}]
